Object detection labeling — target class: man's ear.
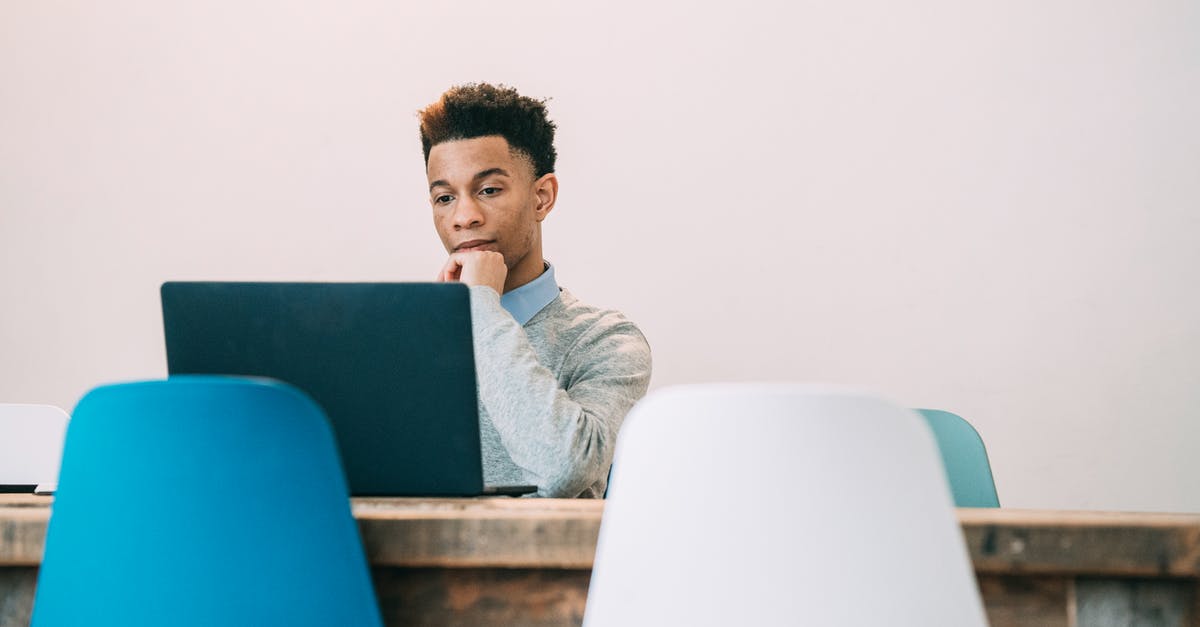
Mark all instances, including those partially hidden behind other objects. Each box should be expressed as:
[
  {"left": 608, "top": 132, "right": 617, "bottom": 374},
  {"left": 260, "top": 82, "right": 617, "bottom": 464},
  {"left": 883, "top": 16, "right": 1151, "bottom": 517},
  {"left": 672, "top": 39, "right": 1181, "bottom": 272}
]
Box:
[{"left": 533, "top": 173, "right": 559, "bottom": 222}]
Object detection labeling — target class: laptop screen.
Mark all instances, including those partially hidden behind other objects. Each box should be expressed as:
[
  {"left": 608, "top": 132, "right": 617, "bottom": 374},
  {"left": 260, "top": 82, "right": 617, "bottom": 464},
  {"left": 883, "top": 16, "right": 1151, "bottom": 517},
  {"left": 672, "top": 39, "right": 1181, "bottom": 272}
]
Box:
[{"left": 161, "top": 282, "right": 484, "bottom": 496}]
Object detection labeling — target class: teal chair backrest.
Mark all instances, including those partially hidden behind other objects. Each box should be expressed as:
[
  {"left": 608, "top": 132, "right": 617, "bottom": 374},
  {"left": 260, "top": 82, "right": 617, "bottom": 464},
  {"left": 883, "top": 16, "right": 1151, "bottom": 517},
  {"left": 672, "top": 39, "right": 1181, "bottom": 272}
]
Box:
[
  {"left": 32, "top": 376, "right": 383, "bottom": 627},
  {"left": 916, "top": 408, "right": 1000, "bottom": 508}
]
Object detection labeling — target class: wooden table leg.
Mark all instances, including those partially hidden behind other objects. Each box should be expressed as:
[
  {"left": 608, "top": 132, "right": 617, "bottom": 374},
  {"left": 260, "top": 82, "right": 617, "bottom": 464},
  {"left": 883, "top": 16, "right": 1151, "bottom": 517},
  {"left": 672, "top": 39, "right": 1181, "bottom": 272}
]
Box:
[
  {"left": 977, "top": 575, "right": 1072, "bottom": 627},
  {"left": 372, "top": 567, "right": 591, "bottom": 627},
  {"left": 1075, "top": 577, "right": 1198, "bottom": 626},
  {"left": 0, "top": 567, "right": 37, "bottom": 627}
]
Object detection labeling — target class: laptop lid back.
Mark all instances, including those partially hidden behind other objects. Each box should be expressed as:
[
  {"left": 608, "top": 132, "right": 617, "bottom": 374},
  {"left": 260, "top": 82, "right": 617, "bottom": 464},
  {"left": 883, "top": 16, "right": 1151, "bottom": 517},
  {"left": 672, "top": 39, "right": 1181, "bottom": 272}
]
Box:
[{"left": 161, "top": 281, "right": 483, "bottom": 496}]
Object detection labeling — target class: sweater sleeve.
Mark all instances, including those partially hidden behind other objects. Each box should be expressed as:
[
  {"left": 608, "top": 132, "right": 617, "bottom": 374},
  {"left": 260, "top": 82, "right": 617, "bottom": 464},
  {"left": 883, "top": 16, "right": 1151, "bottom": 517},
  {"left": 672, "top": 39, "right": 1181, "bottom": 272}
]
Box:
[{"left": 468, "top": 285, "right": 652, "bottom": 498}]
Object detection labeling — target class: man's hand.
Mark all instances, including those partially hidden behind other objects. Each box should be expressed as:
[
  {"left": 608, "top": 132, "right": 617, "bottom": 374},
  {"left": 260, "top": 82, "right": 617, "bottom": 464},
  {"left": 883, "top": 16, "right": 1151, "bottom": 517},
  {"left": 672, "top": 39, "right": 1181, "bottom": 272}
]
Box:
[{"left": 437, "top": 251, "right": 508, "bottom": 296}]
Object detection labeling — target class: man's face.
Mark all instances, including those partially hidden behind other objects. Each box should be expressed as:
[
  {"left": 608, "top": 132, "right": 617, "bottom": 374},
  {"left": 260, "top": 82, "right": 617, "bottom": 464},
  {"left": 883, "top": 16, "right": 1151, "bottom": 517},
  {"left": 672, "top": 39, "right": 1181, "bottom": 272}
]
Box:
[{"left": 427, "top": 135, "right": 544, "bottom": 271}]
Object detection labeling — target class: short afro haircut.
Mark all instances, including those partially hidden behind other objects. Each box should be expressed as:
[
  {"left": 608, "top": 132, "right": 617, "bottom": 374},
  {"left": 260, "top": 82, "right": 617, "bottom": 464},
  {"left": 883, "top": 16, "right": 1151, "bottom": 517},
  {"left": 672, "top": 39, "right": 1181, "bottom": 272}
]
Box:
[{"left": 419, "top": 83, "right": 558, "bottom": 178}]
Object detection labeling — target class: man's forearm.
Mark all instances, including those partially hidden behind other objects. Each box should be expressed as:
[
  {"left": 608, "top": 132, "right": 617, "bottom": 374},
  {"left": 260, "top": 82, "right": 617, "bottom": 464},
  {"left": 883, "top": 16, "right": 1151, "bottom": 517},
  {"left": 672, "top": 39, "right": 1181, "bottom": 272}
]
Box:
[{"left": 468, "top": 286, "right": 651, "bottom": 497}]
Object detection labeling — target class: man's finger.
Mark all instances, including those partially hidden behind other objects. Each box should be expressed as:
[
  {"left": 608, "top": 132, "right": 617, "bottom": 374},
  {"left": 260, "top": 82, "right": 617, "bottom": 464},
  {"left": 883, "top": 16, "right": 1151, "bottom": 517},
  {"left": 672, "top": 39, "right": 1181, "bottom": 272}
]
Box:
[{"left": 437, "top": 255, "right": 464, "bottom": 282}]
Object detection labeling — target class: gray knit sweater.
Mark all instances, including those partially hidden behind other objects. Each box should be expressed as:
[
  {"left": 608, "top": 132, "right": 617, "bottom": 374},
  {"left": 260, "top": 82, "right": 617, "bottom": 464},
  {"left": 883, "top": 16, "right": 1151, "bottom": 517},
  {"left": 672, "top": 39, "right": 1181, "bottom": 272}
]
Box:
[{"left": 468, "top": 285, "right": 652, "bottom": 498}]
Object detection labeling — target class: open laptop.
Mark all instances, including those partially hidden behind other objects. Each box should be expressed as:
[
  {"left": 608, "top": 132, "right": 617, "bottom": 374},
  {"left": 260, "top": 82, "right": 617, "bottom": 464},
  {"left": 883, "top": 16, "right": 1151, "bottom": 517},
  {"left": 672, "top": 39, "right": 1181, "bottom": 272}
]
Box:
[{"left": 161, "top": 281, "right": 536, "bottom": 497}]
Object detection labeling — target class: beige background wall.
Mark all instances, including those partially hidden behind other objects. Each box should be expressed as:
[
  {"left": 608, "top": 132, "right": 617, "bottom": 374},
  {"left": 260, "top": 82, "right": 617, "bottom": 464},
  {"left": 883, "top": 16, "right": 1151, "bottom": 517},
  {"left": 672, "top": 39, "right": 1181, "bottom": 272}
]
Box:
[{"left": 2, "top": 1, "right": 1198, "bottom": 511}]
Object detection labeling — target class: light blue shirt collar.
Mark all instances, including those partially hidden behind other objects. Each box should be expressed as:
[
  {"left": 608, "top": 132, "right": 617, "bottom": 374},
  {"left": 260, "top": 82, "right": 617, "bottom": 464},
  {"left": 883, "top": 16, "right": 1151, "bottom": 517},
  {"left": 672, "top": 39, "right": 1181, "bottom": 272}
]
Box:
[{"left": 501, "top": 261, "right": 559, "bottom": 325}]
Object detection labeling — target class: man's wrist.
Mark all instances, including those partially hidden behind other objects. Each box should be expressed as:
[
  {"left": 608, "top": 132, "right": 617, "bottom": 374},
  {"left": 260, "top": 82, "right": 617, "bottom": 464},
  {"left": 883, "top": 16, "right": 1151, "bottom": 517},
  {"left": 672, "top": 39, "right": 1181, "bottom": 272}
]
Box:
[{"left": 468, "top": 284, "right": 502, "bottom": 301}]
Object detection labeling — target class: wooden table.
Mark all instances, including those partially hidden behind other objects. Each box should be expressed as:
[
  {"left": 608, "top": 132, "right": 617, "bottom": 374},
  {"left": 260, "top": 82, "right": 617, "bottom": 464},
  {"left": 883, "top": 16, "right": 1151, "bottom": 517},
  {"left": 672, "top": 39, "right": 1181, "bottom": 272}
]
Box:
[{"left": 2, "top": 495, "right": 1198, "bottom": 626}]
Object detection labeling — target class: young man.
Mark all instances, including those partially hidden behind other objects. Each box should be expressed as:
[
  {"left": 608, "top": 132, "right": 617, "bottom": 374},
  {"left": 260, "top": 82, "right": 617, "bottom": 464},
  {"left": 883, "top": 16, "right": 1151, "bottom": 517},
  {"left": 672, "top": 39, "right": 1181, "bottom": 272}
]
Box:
[{"left": 419, "top": 83, "right": 652, "bottom": 498}]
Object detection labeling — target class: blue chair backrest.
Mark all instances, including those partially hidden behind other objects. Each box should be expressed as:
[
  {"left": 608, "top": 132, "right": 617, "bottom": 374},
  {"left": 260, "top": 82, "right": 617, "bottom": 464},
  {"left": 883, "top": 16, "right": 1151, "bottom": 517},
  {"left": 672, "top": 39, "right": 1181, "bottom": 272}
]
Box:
[
  {"left": 32, "top": 376, "right": 383, "bottom": 627},
  {"left": 916, "top": 408, "right": 1000, "bottom": 508}
]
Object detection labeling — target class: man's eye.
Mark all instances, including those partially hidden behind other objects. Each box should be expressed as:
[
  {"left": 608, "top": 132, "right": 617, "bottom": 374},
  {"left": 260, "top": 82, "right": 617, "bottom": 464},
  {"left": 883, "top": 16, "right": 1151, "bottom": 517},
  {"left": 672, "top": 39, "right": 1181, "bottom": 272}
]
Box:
[
  {"left": 480, "top": 187, "right": 500, "bottom": 196},
  {"left": 435, "top": 195, "right": 453, "bottom": 204}
]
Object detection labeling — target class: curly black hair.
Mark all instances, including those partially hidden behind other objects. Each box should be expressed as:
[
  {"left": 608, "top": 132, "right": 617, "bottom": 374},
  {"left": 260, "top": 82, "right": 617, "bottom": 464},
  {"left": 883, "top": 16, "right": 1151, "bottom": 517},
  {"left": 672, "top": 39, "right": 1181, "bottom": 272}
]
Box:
[{"left": 419, "top": 83, "right": 558, "bottom": 178}]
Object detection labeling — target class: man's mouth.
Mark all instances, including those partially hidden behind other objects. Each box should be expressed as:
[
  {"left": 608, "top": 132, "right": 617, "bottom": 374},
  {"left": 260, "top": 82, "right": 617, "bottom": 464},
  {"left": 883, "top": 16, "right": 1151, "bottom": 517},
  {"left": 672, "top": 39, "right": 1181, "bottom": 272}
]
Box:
[{"left": 455, "top": 239, "right": 497, "bottom": 252}]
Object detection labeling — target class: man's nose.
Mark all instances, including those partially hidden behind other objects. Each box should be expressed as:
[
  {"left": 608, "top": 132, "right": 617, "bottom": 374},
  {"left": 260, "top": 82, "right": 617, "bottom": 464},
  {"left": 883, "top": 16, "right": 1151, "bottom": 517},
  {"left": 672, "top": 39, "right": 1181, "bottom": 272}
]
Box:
[{"left": 452, "top": 196, "right": 485, "bottom": 230}]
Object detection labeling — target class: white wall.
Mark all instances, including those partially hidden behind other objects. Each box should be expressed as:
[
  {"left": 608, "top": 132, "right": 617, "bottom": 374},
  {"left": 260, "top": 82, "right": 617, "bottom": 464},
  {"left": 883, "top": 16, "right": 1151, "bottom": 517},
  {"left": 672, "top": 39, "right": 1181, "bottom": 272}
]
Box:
[{"left": 2, "top": 0, "right": 1197, "bottom": 512}]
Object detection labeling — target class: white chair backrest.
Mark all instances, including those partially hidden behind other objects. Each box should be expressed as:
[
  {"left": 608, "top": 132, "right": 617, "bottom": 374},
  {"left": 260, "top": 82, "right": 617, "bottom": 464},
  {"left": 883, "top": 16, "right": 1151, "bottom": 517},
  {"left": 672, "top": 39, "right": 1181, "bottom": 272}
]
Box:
[
  {"left": 0, "top": 404, "right": 69, "bottom": 486},
  {"left": 584, "top": 384, "right": 987, "bottom": 627}
]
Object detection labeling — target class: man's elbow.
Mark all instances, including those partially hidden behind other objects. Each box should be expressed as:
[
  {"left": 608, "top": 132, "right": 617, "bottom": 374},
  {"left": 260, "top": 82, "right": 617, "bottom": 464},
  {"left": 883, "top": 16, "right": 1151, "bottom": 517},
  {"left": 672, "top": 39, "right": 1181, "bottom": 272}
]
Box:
[{"left": 536, "top": 429, "right": 612, "bottom": 497}]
